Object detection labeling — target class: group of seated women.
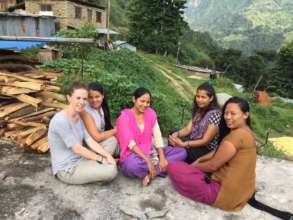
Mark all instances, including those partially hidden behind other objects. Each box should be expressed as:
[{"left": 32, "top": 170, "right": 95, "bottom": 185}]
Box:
[{"left": 48, "top": 80, "right": 257, "bottom": 212}]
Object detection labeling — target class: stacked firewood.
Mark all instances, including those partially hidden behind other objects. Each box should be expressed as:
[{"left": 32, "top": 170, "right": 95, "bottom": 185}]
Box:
[{"left": 0, "top": 70, "right": 67, "bottom": 153}]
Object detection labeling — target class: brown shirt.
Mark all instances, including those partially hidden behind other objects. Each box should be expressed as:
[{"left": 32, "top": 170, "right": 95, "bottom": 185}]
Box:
[{"left": 212, "top": 128, "right": 257, "bottom": 211}]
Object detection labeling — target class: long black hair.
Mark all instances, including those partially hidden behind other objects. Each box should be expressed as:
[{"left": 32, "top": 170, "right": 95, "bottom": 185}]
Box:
[
  {"left": 88, "top": 82, "right": 113, "bottom": 130},
  {"left": 192, "top": 81, "right": 220, "bottom": 121},
  {"left": 218, "top": 96, "right": 251, "bottom": 143}
]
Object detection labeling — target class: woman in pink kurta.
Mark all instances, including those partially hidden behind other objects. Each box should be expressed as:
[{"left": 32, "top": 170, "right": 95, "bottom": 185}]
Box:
[{"left": 116, "top": 87, "right": 186, "bottom": 186}]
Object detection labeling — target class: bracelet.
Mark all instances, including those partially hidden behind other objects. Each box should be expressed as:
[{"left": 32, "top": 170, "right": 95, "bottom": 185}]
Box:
[{"left": 187, "top": 141, "right": 190, "bottom": 148}]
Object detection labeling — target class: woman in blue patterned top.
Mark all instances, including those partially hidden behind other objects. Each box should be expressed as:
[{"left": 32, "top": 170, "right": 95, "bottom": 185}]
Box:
[{"left": 169, "top": 82, "right": 221, "bottom": 164}]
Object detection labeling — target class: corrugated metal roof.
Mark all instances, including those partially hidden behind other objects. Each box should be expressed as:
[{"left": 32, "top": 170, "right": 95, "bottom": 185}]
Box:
[
  {"left": 68, "top": 0, "right": 105, "bottom": 10},
  {"left": 0, "top": 11, "right": 55, "bottom": 18},
  {"left": 176, "top": 64, "right": 222, "bottom": 74},
  {"left": 96, "top": 28, "right": 120, "bottom": 35}
]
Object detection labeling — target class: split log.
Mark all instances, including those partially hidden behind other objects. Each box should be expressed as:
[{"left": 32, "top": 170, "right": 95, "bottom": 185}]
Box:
[
  {"left": 25, "top": 127, "right": 47, "bottom": 146},
  {"left": 10, "top": 107, "right": 53, "bottom": 122},
  {"left": 43, "top": 84, "right": 61, "bottom": 92},
  {"left": 21, "top": 111, "right": 56, "bottom": 122},
  {"left": 0, "top": 99, "right": 14, "bottom": 108},
  {"left": 5, "top": 105, "right": 37, "bottom": 120},
  {"left": 18, "top": 127, "right": 40, "bottom": 138},
  {"left": 4, "top": 130, "right": 20, "bottom": 139},
  {"left": 31, "top": 136, "right": 48, "bottom": 150},
  {"left": 6, "top": 123, "right": 22, "bottom": 130},
  {"left": 42, "top": 101, "right": 67, "bottom": 109},
  {"left": 0, "top": 118, "right": 6, "bottom": 128},
  {"left": 0, "top": 81, "right": 44, "bottom": 91},
  {"left": 13, "top": 120, "right": 46, "bottom": 128},
  {"left": 0, "top": 102, "right": 29, "bottom": 118},
  {"left": 0, "top": 95, "right": 11, "bottom": 100},
  {"left": 0, "top": 71, "right": 43, "bottom": 83},
  {"left": 24, "top": 71, "right": 63, "bottom": 79},
  {"left": 0, "top": 128, "right": 4, "bottom": 137},
  {"left": 37, "top": 140, "right": 49, "bottom": 153},
  {"left": 39, "top": 91, "right": 66, "bottom": 102},
  {"left": 15, "top": 94, "right": 42, "bottom": 107},
  {"left": 1, "top": 86, "right": 34, "bottom": 95}
]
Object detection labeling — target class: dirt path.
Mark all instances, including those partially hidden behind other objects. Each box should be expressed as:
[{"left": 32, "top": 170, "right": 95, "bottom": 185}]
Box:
[
  {"left": 153, "top": 64, "right": 195, "bottom": 102},
  {"left": 140, "top": 55, "right": 194, "bottom": 101}
]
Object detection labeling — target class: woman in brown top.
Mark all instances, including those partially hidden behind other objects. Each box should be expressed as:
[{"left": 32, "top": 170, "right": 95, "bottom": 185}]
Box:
[{"left": 168, "top": 96, "right": 256, "bottom": 211}]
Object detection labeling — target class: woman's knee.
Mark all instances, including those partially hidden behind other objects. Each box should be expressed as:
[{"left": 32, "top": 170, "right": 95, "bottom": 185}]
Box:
[
  {"left": 105, "top": 165, "right": 118, "bottom": 181},
  {"left": 121, "top": 157, "right": 148, "bottom": 178}
]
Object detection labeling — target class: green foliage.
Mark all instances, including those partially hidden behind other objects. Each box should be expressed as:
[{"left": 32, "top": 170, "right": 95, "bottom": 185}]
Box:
[
  {"left": 258, "top": 143, "right": 286, "bottom": 160},
  {"left": 127, "top": 0, "right": 187, "bottom": 56},
  {"left": 56, "top": 24, "right": 97, "bottom": 59},
  {"left": 21, "top": 46, "right": 40, "bottom": 60},
  {"left": 40, "top": 49, "right": 190, "bottom": 135},
  {"left": 185, "top": 0, "right": 293, "bottom": 53}
]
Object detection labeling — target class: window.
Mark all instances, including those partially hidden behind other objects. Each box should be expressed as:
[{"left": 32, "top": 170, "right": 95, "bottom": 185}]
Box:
[
  {"left": 75, "top": 6, "right": 82, "bottom": 19},
  {"left": 96, "top": 11, "right": 102, "bottom": 23},
  {"left": 87, "top": 9, "right": 92, "bottom": 22},
  {"left": 40, "top": 4, "right": 52, "bottom": 11}
]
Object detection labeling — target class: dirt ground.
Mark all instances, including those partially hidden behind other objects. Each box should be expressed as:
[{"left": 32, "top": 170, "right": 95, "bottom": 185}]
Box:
[{"left": 1, "top": 141, "right": 293, "bottom": 220}]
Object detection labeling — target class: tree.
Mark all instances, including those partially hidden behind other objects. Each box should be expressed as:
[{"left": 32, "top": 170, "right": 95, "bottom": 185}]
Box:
[
  {"left": 274, "top": 41, "right": 293, "bottom": 98},
  {"left": 127, "top": 0, "right": 187, "bottom": 56}
]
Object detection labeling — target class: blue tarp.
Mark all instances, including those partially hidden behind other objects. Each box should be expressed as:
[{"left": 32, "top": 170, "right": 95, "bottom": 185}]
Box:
[{"left": 0, "top": 40, "right": 46, "bottom": 49}]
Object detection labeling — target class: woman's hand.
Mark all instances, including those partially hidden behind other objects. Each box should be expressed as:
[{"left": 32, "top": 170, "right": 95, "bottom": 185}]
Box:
[
  {"left": 171, "top": 131, "right": 179, "bottom": 138},
  {"left": 146, "top": 158, "right": 157, "bottom": 179},
  {"left": 192, "top": 157, "right": 202, "bottom": 166},
  {"left": 168, "top": 135, "right": 176, "bottom": 146},
  {"left": 168, "top": 135, "right": 187, "bottom": 148},
  {"left": 159, "top": 157, "right": 168, "bottom": 172},
  {"left": 104, "top": 154, "right": 116, "bottom": 165}
]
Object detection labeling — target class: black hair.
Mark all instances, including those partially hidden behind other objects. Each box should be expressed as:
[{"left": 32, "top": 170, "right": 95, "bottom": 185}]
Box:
[
  {"left": 88, "top": 82, "right": 113, "bottom": 130},
  {"left": 133, "top": 87, "right": 152, "bottom": 100},
  {"left": 67, "top": 80, "right": 87, "bottom": 96},
  {"left": 192, "top": 81, "right": 220, "bottom": 122},
  {"left": 218, "top": 96, "right": 251, "bottom": 143}
]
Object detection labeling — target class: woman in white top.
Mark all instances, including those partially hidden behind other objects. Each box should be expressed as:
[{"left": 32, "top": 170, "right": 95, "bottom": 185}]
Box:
[
  {"left": 80, "top": 82, "right": 118, "bottom": 156},
  {"left": 48, "top": 80, "right": 117, "bottom": 185}
]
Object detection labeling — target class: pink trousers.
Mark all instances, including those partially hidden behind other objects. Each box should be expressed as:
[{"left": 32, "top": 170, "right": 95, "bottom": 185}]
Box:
[{"left": 168, "top": 161, "right": 220, "bottom": 205}]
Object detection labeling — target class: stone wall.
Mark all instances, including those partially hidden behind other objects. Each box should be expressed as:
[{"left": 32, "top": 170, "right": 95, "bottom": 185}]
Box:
[{"left": 25, "top": 0, "right": 106, "bottom": 30}]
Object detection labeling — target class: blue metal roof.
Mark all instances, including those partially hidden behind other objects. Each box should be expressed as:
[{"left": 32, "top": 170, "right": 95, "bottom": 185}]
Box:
[{"left": 0, "top": 40, "right": 46, "bottom": 49}]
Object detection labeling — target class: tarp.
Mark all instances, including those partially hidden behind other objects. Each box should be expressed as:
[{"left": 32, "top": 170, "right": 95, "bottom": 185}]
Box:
[
  {"left": 0, "top": 40, "right": 45, "bottom": 49},
  {"left": 269, "top": 137, "right": 293, "bottom": 157}
]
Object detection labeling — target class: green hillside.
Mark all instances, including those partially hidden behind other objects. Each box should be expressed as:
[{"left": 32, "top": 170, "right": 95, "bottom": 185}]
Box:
[
  {"left": 185, "top": 0, "right": 293, "bottom": 53},
  {"left": 39, "top": 47, "right": 293, "bottom": 159}
]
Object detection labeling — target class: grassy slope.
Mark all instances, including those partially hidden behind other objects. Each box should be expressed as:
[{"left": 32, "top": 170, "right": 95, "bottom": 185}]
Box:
[
  {"left": 138, "top": 52, "right": 293, "bottom": 159},
  {"left": 42, "top": 49, "right": 293, "bottom": 159}
]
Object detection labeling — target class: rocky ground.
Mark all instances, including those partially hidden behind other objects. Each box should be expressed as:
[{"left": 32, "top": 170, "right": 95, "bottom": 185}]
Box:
[{"left": 0, "top": 140, "right": 293, "bottom": 220}]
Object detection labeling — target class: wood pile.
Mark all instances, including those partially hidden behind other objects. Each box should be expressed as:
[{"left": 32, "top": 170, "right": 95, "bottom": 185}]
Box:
[{"left": 0, "top": 70, "right": 67, "bottom": 153}]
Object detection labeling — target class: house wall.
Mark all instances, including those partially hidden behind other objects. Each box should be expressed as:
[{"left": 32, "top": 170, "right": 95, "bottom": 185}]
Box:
[
  {"left": 0, "top": 14, "right": 55, "bottom": 36},
  {"left": 0, "top": 0, "right": 17, "bottom": 11},
  {"left": 25, "top": 0, "right": 106, "bottom": 30}
]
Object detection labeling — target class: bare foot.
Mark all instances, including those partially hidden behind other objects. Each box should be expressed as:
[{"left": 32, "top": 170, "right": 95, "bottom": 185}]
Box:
[{"left": 142, "top": 175, "right": 151, "bottom": 187}]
